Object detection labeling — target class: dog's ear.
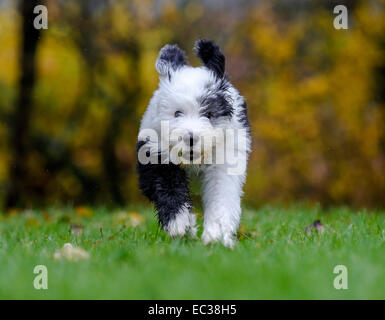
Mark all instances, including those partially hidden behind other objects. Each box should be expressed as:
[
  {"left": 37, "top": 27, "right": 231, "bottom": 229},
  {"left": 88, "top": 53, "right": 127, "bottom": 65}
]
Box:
[
  {"left": 194, "top": 39, "right": 225, "bottom": 78},
  {"left": 155, "top": 44, "right": 187, "bottom": 78}
]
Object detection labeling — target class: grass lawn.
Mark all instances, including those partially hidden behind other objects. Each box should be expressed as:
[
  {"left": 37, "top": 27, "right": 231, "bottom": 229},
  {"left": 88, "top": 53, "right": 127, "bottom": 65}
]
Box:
[{"left": 0, "top": 205, "right": 384, "bottom": 299}]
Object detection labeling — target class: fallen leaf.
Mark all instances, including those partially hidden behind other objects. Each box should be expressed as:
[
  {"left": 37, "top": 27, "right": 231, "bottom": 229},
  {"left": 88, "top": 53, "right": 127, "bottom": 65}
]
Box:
[
  {"left": 113, "top": 211, "right": 145, "bottom": 227},
  {"left": 70, "top": 224, "right": 84, "bottom": 235},
  {"left": 7, "top": 208, "right": 19, "bottom": 216},
  {"left": 75, "top": 206, "right": 94, "bottom": 218},
  {"left": 129, "top": 212, "right": 145, "bottom": 227},
  {"left": 237, "top": 225, "right": 258, "bottom": 240},
  {"left": 42, "top": 212, "right": 51, "bottom": 221},
  {"left": 305, "top": 220, "right": 325, "bottom": 235},
  {"left": 26, "top": 217, "right": 39, "bottom": 227},
  {"left": 54, "top": 243, "right": 90, "bottom": 261}
]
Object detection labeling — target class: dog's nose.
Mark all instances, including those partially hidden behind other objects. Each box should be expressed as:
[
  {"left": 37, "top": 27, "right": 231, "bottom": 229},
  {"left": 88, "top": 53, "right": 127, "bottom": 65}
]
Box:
[{"left": 184, "top": 131, "right": 199, "bottom": 146}]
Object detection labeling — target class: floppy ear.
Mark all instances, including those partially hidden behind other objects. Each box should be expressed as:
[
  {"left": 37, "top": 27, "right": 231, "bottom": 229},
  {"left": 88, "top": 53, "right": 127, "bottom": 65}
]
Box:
[
  {"left": 194, "top": 39, "right": 225, "bottom": 78},
  {"left": 155, "top": 44, "right": 187, "bottom": 78}
]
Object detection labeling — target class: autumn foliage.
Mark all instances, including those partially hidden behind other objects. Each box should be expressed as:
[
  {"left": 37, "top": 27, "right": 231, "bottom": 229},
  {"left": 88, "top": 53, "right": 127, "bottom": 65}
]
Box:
[{"left": 0, "top": 0, "right": 384, "bottom": 208}]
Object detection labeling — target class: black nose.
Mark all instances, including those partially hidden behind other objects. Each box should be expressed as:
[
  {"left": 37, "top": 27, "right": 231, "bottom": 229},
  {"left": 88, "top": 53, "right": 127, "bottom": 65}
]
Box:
[{"left": 184, "top": 131, "right": 199, "bottom": 146}]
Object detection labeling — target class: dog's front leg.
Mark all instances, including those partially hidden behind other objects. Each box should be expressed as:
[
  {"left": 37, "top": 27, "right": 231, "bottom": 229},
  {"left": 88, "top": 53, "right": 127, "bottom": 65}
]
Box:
[
  {"left": 137, "top": 162, "right": 197, "bottom": 238},
  {"left": 201, "top": 165, "right": 246, "bottom": 248}
]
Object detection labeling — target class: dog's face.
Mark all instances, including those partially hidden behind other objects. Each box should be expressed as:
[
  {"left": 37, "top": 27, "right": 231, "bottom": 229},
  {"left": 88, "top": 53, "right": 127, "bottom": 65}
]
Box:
[{"left": 151, "top": 40, "right": 235, "bottom": 163}]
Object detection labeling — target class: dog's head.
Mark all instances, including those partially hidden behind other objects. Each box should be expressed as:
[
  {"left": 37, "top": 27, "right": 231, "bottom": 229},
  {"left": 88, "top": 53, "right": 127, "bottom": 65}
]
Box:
[
  {"left": 159, "top": 40, "right": 234, "bottom": 161},
  {"left": 155, "top": 38, "right": 233, "bottom": 128},
  {"left": 139, "top": 39, "right": 245, "bottom": 165}
]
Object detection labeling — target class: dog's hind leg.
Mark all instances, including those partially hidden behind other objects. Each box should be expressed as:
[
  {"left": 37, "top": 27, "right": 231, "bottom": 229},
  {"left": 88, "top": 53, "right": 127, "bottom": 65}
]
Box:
[{"left": 136, "top": 162, "right": 197, "bottom": 237}]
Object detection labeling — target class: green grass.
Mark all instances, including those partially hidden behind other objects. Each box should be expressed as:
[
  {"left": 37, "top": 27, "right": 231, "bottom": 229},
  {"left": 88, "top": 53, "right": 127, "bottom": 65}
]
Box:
[{"left": 0, "top": 205, "right": 384, "bottom": 299}]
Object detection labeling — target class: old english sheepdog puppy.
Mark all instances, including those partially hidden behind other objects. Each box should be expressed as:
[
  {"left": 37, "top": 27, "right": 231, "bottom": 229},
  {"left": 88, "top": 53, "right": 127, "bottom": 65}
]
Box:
[{"left": 136, "top": 39, "right": 251, "bottom": 247}]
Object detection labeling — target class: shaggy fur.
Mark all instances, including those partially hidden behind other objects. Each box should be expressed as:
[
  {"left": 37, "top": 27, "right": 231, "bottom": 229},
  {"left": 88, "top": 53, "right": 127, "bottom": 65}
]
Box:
[{"left": 137, "top": 39, "right": 251, "bottom": 247}]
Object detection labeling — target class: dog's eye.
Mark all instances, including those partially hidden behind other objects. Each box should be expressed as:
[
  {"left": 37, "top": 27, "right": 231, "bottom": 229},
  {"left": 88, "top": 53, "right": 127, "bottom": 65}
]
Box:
[
  {"left": 206, "top": 112, "right": 213, "bottom": 119},
  {"left": 174, "top": 111, "right": 183, "bottom": 118}
]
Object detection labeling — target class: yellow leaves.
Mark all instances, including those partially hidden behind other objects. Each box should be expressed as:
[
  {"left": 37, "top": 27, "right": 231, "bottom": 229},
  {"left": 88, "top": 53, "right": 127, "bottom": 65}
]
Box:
[
  {"left": 161, "top": 1, "right": 179, "bottom": 24},
  {"left": 100, "top": 54, "right": 131, "bottom": 103},
  {"left": 302, "top": 75, "right": 329, "bottom": 99},
  {"left": 73, "top": 149, "right": 102, "bottom": 175},
  {"left": 109, "top": 3, "right": 135, "bottom": 38},
  {"left": 238, "top": 2, "right": 385, "bottom": 207},
  {"left": 54, "top": 243, "right": 90, "bottom": 262},
  {"left": 248, "top": 5, "right": 302, "bottom": 66},
  {"left": 0, "top": 0, "right": 384, "bottom": 209},
  {"left": 185, "top": 2, "right": 204, "bottom": 23},
  {"left": 0, "top": 8, "right": 19, "bottom": 85},
  {"left": 36, "top": 36, "right": 82, "bottom": 109},
  {"left": 356, "top": 2, "right": 385, "bottom": 36},
  {"left": 131, "top": 0, "right": 155, "bottom": 28}
]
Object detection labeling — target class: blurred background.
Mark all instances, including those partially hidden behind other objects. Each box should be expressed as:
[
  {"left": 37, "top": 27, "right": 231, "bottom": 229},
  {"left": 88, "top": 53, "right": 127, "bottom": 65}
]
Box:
[{"left": 0, "top": 0, "right": 384, "bottom": 210}]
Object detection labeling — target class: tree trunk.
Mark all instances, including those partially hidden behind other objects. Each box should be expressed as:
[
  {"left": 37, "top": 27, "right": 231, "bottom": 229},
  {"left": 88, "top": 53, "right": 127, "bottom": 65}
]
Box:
[{"left": 5, "top": 0, "right": 42, "bottom": 209}]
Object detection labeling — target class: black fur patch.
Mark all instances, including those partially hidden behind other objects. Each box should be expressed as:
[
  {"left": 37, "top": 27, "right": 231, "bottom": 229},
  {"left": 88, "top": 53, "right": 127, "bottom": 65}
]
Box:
[
  {"left": 156, "top": 44, "right": 187, "bottom": 78},
  {"left": 136, "top": 142, "right": 191, "bottom": 229},
  {"left": 237, "top": 99, "right": 251, "bottom": 131},
  {"left": 199, "top": 78, "right": 233, "bottom": 120},
  {"left": 194, "top": 39, "right": 225, "bottom": 78}
]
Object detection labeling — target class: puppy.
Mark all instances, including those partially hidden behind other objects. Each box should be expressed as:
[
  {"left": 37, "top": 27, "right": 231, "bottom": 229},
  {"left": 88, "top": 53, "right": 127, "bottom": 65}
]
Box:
[{"left": 136, "top": 39, "right": 251, "bottom": 247}]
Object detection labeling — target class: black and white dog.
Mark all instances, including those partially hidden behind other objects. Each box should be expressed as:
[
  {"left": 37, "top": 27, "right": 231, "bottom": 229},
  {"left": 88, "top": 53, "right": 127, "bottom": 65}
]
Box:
[{"left": 136, "top": 39, "right": 251, "bottom": 247}]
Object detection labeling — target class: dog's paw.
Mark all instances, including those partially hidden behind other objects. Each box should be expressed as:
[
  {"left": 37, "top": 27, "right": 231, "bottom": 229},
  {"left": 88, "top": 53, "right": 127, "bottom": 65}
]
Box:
[
  {"left": 164, "top": 209, "right": 197, "bottom": 238},
  {"left": 202, "top": 228, "right": 221, "bottom": 245},
  {"left": 202, "top": 233, "right": 235, "bottom": 248},
  {"left": 221, "top": 233, "right": 235, "bottom": 248},
  {"left": 202, "top": 221, "right": 235, "bottom": 248}
]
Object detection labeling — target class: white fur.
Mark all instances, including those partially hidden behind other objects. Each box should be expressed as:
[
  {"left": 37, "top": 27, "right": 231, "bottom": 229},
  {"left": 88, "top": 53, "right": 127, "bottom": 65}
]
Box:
[
  {"left": 164, "top": 206, "right": 198, "bottom": 238},
  {"left": 201, "top": 164, "right": 246, "bottom": 248},
  {"left": 139, "top": 64, "right": 250, "bottom": 247}
]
